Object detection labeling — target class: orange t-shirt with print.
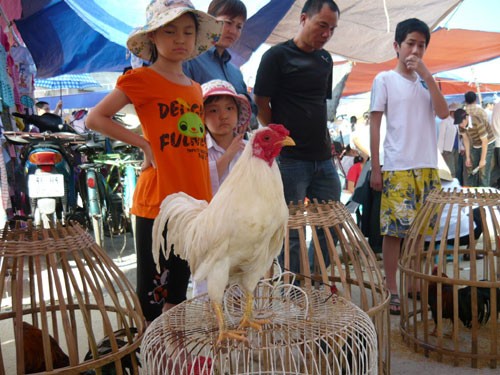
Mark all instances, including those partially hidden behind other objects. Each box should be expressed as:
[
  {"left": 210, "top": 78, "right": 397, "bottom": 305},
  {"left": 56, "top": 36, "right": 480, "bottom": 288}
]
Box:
[{"left": 116, "top": 68, "right": 212, "bottom": 219}]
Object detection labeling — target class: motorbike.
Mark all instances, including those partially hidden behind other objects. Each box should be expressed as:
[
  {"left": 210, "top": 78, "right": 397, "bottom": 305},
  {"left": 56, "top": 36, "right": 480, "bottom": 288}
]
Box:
[
  {"left": 4, "top": 112, "right": 87, "bottom": 228},
  {"left": 76, "top": 127, "right": 141, "bottom": 253}
]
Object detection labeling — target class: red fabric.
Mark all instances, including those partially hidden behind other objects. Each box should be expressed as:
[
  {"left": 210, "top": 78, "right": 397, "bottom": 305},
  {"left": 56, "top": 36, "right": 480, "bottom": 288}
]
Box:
[
  {"left": 0, "top": 1, "right": 22, "bottom": 23},
  {"left": 343, "top": 29, "right": 500, "bottom": 96},
  {"left": 0, "top": 0, "right": 23, "bottom": 45},
  {"left": 435, "top": 79, "right": 500, "bottom": 95},
  {"left": 347, "top": 162, "right": 363, "bottom": 187}
]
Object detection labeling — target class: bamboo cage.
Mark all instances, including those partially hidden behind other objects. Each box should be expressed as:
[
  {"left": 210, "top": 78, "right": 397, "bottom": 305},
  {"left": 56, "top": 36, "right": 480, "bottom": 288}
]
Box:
[
  {"left": 0, "top": 220, "right": 145, "bottom": 374},
  {"left": 283, "top": 200, "right": 390, "bottom": 374},
  {"left": 141, "top": 280, "right": 379, "bottom": 374},
  {"left": 400, "top": 188, "right": 500, "bottom": 369}
]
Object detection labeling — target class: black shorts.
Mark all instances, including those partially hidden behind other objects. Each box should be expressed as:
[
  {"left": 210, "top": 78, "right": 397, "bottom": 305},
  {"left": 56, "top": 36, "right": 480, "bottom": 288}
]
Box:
[{"left": 135, "top": 216, "right": 191, "bottom": 322}]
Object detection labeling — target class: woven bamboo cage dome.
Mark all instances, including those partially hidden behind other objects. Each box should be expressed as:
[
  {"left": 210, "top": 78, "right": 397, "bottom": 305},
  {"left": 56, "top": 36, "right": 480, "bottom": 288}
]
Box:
[
  {"left": 400, "top": 188, "right": 500, "bottom": 369},
  {"left": 0, "top": 221, "right": 145, "bottom": 374},
  {"left": 284, "top": 200, "right": 390, "bottom": 374},
  {"left": 141, "top": 280, "right": 378, "bottom": 374}
]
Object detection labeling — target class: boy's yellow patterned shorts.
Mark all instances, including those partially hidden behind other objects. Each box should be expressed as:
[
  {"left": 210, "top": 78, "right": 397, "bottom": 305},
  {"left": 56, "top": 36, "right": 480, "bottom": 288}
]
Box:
[{"left": 380, "top": 168, "right": 441, "bottom": 238}]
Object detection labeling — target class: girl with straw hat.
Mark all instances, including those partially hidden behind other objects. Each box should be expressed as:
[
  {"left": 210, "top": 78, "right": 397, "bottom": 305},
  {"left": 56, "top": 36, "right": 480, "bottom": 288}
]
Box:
[{"left": 86, "top": 0, "right": 222, "bottom": 323}]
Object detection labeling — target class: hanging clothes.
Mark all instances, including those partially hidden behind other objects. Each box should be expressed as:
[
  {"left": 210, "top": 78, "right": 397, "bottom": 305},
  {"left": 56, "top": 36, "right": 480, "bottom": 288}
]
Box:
[
  {"left": 1, "top": 28, "right": 23, "bottom": 110},
  {"left": 0, "top": 28, "right": 15, "bottom": 110},
  {"left": 0, "top": 41, "right": 15, "bottom": 109},
  {"left": 10, "top": 44, "right": 36, "bottom": 109},
  {"left": 0, "top": 117, "right": 11, "bottom": 225}
]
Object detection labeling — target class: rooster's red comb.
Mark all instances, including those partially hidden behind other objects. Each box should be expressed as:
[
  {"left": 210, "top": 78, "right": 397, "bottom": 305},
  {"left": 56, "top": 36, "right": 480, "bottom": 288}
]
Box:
[{"left": 268, "top": 124, "right": 289, "bottom": 137}]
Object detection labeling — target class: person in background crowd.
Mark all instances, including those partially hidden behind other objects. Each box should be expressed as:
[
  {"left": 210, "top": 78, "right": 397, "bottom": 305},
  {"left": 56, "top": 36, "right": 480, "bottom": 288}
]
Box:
[
  {"left": 363, "top": 111, "right": 370, "bottom": 125},
  {"left": 491, "top": 100, "right": 500, "bottom": 187},
  {"left": 424, "top": 167, "right": 484, "bottom": 261},
  {"left": 369, "top": 18, "right": 448, "bottom": 315},
  {"left": 437, "top": 102, "right": 461, "bottom": 178},
  {"left": 183, "top": 0, "right": 257, "bottom": 124},
  {"left": 483, "top": 97, "right": 494, "bottom": 124},
  {"left": 463, "top": 91, "right": 496, "bottom": 187},
  {"left": 345, "top": 151, "right": 367, "bottom": 193},
  {"left": 455, "top": 106, "right": 496, "bottom": 187},
  {"left": 36, "top": 100, "right": 62, "bottom": 116},
  {"left": 254, "top": 0, "right": 342, "bottom": 274},
  {"left": 350, "top": 115, "right": 357, "bottom": 132},
  {"left": 339, "top": 144, "right": 358, "bottom": 178}
]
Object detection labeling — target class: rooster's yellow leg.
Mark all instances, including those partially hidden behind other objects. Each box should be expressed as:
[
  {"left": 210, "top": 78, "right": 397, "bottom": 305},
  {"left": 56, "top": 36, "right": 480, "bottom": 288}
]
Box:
[
  {"left": 237, "top": 292, "right": 271, "bottom": 331},
  {"left": 212, "top": 302, "right": 247, "bottom": 344}
]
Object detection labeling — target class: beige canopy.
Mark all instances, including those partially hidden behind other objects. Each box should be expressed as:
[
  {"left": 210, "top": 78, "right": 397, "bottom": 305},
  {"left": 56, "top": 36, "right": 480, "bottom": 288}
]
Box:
[
  {"left": 265, "top": 0, "right": 462, "bottom": 63},
  {"left": 263, "top": 0, "right": 500, "bottom": 96}
]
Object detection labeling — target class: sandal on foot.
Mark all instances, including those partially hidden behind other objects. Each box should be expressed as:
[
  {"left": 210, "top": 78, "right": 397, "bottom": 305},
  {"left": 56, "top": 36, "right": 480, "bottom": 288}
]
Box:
[{"left": 389, "top": 293, "right": 401, "bottom": 315}]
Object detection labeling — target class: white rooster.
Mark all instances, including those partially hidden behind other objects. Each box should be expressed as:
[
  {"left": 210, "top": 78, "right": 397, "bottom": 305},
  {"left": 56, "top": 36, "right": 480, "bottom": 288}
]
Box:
[{"left": 152, "top": 124, "right": 294, "bottom": 344}]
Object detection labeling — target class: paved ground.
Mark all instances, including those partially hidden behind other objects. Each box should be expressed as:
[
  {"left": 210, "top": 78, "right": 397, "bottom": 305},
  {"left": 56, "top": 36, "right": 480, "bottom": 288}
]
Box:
[
  {"left": 2, "top": 230, "right": 499, "bottom": 374},
  {"left": 389, "top": 312, "right": 500, "bottom": 374},
  {"left": 112, "top": 232, "right": 499, "bottom": 374}
]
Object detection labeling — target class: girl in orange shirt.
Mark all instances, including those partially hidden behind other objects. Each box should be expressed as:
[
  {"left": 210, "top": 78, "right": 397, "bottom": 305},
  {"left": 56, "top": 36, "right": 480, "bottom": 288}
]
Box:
[{"left": 87, "top": 0, "right": 221, "bottom": 323}]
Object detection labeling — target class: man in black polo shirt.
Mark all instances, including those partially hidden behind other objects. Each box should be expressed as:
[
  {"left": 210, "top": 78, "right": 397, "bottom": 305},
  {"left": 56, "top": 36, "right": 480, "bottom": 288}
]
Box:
[{"left": 254, "top": 0, "right": 341, "bottom": 274}]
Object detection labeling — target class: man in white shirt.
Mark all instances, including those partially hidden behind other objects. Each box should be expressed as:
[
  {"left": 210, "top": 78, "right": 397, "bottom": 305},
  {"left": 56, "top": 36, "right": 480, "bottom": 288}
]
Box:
[
  {"left": 437, "top": 102, "right": 461, "bottom": 178},
  {"left": 491, "top": 101, "right": 500, "bottom": 187},
  {"left": 483, "top": 98, "right": 494, "bottom": 124}
]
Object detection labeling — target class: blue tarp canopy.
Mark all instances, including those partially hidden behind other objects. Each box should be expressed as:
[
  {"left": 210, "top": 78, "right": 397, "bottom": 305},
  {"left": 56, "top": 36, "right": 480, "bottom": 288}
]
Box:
[
  {"left": 14, "top": 0, "right": 147, "bottom": 77},
  {"left": 13, "top": 0, "right": 295, "bottom": 78},
  {"left": 226, "top": 0, "right": 294, "bottom": 67},
  {"left": 11, "top": 0, "right": 500, "bottom": 89},
  {"left": 37, "top": 90, "right": 110, "bottom": 109}
]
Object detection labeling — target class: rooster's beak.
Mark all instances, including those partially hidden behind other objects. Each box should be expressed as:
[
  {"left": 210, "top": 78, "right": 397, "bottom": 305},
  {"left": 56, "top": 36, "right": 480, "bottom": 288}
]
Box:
[{"left": 281, "top": 136, "right": 295, "bottom": 147}]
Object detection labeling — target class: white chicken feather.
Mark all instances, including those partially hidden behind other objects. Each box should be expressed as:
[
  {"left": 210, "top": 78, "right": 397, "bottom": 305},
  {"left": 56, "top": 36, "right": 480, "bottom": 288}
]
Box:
[{"left": 152, "top": 124, "right": 294, "bottom": 343}]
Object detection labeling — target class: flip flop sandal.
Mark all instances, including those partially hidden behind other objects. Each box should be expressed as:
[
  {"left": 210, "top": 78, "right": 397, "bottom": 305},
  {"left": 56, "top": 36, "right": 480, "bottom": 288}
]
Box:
[{"left": 390, "top": 293, "right": 401, "bottom": 315}]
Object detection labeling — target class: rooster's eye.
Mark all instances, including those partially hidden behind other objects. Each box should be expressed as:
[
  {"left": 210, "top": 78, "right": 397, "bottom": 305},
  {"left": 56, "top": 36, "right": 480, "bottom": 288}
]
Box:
[{"left": 263, "top": 135, "right": 271, "bottom": 141}]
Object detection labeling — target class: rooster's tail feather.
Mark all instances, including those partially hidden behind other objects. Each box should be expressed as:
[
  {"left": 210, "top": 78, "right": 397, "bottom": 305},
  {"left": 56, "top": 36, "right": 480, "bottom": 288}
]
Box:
[
  {"left": 152, "top": 192, "right": 208, "bottom": 271},
  {"left": 152, "top": 195, "right": 172, "bottom": 273}
]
